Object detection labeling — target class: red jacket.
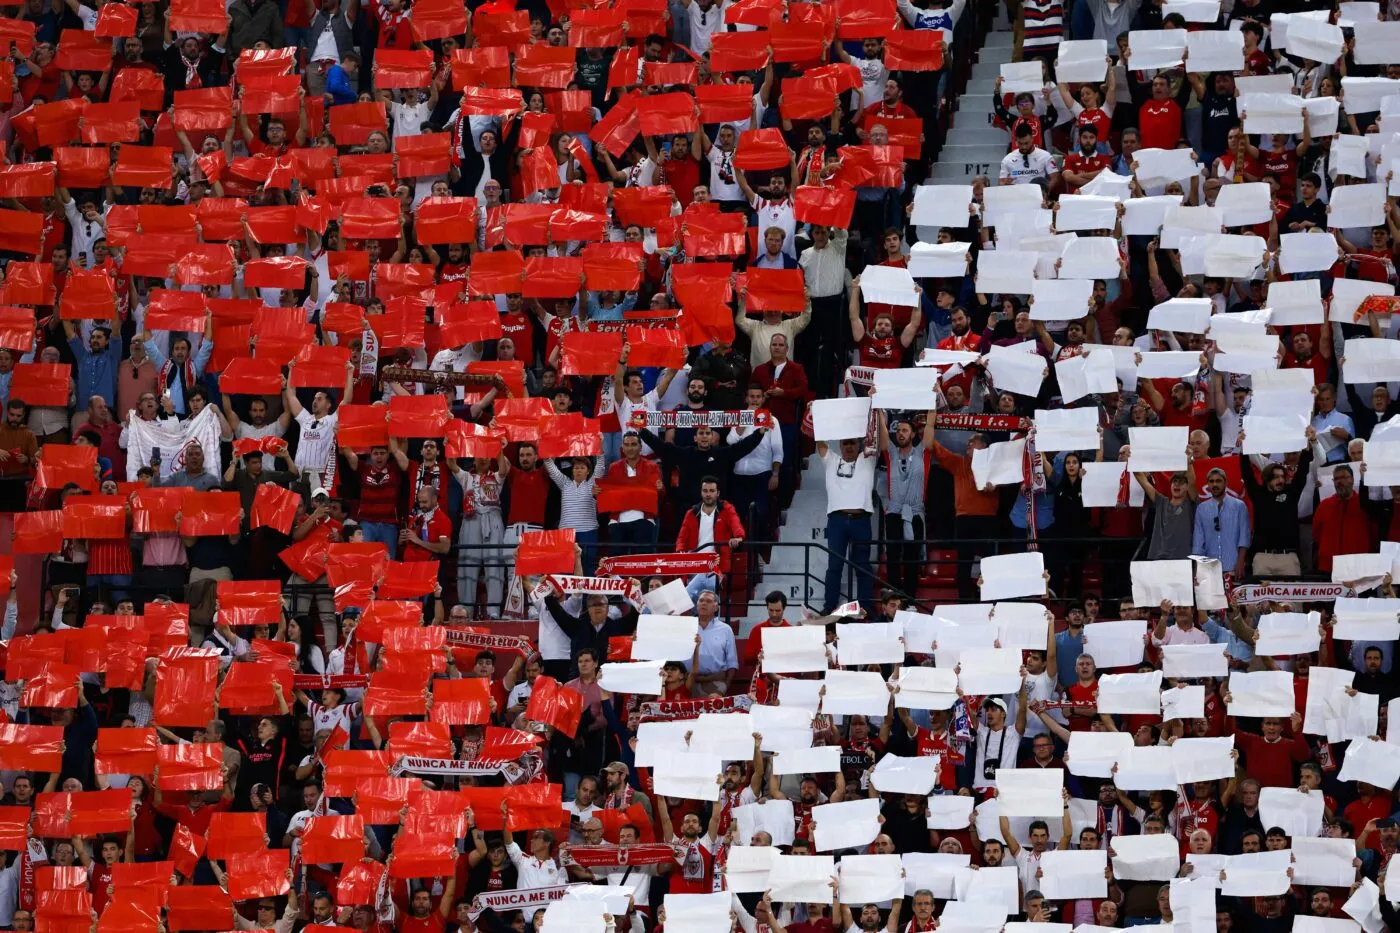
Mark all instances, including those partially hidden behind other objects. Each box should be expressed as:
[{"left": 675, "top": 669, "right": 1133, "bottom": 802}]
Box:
[
  {"left": 675, "top": 500, "right": 745, "bottom": 575},
  {"left": 1312, "top": 492, "right": 1372, "bottom": 573},
  {"left": 752, "top": 358, "right": 809, "bottom": 425},
  {"left": 603, "top": 455, "right": 663, "bottom": 516}
]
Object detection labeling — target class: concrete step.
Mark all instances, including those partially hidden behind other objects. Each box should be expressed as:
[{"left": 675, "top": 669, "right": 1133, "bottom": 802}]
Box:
[
  {"left": 966, "top": 78, "right": 997, "bottom": 98},
  {"left": 971, "top": 60, "right": 1003, "bottom": 80},
  {"left": 932, "top": 159, "right": 1000, "bottom": 180},
  {"left": 940, "top": 143, "right": 1010, "bottom": 164},
  {"left": 956, "top": 94, "right": 996, "bottom": 116},
  {"left": 946, "top": 124, "right": 1012, "bottom": 147},
  {"left": 980, "top": 45, "right": 1014, "bottom": 64},
  {"left": 984, "top": 30, "right": 1015, "bottom": 48}
]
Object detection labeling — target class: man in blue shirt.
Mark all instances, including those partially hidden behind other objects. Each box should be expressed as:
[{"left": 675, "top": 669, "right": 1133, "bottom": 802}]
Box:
[
  {"left": 1054, "top": 603, "right": 1086, "bottom": 690},
  {"left": 1311, "top": 383, "right": 1354, "bottom": 464},
  {"left": 65, "top": 318, "right": 122, "bottom": 409},
  {"left": 1191, "top": 468, "right": 1252, "bottom": 577}
]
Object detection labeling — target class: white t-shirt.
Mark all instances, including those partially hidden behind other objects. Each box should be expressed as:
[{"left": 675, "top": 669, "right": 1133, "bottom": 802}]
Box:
[
  {"left": 687, "top": 0, "right": 730, "bottom": 55},
  {"left": 850, "top": 56, "right": 889, "bottom": 114},
  {"left": 391, "top": 99, "right": 432, "bottom": 142},
  {"left": 618, "top": 389, "right": 660, "bottom": 457},
  {"left": 822, "top": 448, "right": 878, "bottom": 513},
  {"left": 1000, "top": 148, "right": 1057, "bottom": 185},
  {"left": 235, "top": 421, "right": 284, "bottom": 472},
  {"left": 972, "top": 724, "right": 1021, "bottom": 789},
  {"left": 707, "top": 146, "right": 743, "bottom": 202},
  {"left": 293, "top": 409, "right": 338, "bottom": 474}
]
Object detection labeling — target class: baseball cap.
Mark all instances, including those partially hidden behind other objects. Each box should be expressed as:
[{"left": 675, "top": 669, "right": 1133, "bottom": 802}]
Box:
[
  {"left": 983, "top": 698, "right": 1008, "bottom": 712},
  {"left": 603, "top": 761, "right": 629, "bottom": 775},
  {"left": 311, "top": 487, "right": 330, "bottom": 499}
]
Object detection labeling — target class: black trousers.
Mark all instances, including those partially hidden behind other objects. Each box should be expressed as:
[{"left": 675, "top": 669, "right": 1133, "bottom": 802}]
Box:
[
  {"left": 954, "top": 514, "right": 1001, "bottom": 598},
  {"left": 799, "top": 294, "right": 848, "bottom": 399},
  {"left": 883, "top": 512, "right": 926, "bottom": 600}
]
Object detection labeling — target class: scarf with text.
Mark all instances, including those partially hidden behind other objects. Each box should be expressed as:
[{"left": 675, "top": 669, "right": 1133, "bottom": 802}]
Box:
[
  {"left": 638, "top": 694, "right": 753, "bottom": 721},
  {"left": 562, "top": 844, "right": 682, "bottom": 867},
  {"left": 632, "top": 409, "right": 774, "bottom": 430},
  {"left": 596, "top": 552, "right": 720, "bottom": 577},
  {"left": 531, "top": 574, "right": 643, "bottom": 606}
]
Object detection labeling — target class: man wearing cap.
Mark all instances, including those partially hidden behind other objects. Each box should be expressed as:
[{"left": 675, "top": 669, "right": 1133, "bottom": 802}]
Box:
[
  {"left": 1192, "top": 466, "right": 1251, "bottom": 578},
  {"left": 599, "top": 761, "right": 653, "bottom": 822},
  {"left": 972, "top": 697, "right": 1023, "bottom": 792}
]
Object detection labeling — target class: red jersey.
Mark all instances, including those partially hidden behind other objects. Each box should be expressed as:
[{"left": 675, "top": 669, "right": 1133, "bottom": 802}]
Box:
[
  {"left": 396, "top": 912, "right": 445, "bottom": 933},
  {"left": 356, "top": 461, "right": 404, "bottom": 523},
  {"left": 1062, "top": 151, "right": 1112, "bottom": 192},
  {"left": 913, "top": 726, "right": 958, "bottom": 788},
  {"left": 371, "top": 0, "right": 414, "bottom": 47},
  {"left": 1244, "top": 47, "right": 1272, "bottom": 75},
  {"left": 498, "top": 310, "right": 535, "bottom": 363},
  {"left": 90, "top": 863, "right": 115, "bottom": 915},
  {"left": 1281, "top": 351, "right": 1328, "bottom": 386},
  {"left": 1065, "top": 681, "right": 1098, "bottom": 730},
  {"left": 402, "top": 508, "right": 451, "bottom": 561},
  {"left": 1138, "top": 99, "right": 1182, "bottom": 151},
  {"left": 859, "top": 334, "right": 902, "bottom": 368},
  {"left": 505, "top": 467, "right": 549, "bottom": 526},
  {"left": 1258, "top": 148, "right": 1298, "bottom": 204},
  {"left": 1075, "top": 106, "right": 1112, "bottom": 143},
  {"left": 438, "top": 261, "right": 468, "bottom": 283}
]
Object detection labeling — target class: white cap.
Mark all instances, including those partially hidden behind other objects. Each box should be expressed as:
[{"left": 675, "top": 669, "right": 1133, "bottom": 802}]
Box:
[{"left": 311, "top": 487, "right": 330, "bottom": 499}]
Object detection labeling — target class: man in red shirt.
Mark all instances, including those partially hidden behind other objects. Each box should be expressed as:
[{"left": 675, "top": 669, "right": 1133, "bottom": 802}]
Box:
[
  {"left": 498, "top": 295, "right": 534, "bottom": 366},
  {"left": 400, "top": 486, "right": 452, "bottom": 563},
  {"left": 850, "top": 288, "right": 922, "bottom": 370},
  {"left": 501, "top": 442, "right": 549, "bottom": 527},
  {"left": 1062, "top": 124, "right": 1112, "bottom": 193},
  {"left": 1229, "top": 711, "right": 1312, "bottom": 787},
  {"left": 663, "top": 131, "right": 702, "bottom": 208},
  {"left": 396, "top": 877, "right": 454, "bottom": 933},
  {"left": 1281, "top": 328, "right": 1331, "bottom": 385},
  {"left": 341, "top": 441, "right": 408, "bottom": 558},
  {"left": 743, "top": 591, "right": 793, "bottom": 665},
  {"left": 1140, "top": 377, "right": 1207, "bottom": 430},
  {"left": 658, "top": 797, "right": 720, "bottom": 894},
  {"left": 1135, "top": 74, "right": 1182, "bottom": 151},
  {"left": 1312, "top": 464, "right": 1372, "bottom": 573}
]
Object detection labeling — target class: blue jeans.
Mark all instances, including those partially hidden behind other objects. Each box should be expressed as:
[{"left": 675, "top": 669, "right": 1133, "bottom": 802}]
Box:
[
  {"left": 360, "top": 521, "right": 399, "bottom": 559},
  {"left": 88, "top": 573, "right": 131, "bottom": 603},
  {"left": 823, "top": 511, "right": 873, "bottom": 612},
  {"left": 576, "top": 529, "right": 598, "bottom": 575}
]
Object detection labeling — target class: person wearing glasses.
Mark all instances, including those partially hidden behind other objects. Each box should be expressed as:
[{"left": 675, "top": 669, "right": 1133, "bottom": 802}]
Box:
[
  {"left": 817, "top": 434, "right": 879, "bottom": 612},
  {"left": 998, "top": 123, "right": 1059, "bottom": 189}
]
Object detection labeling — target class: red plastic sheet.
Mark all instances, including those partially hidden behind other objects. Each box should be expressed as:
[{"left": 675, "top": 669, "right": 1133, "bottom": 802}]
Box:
[
  {"left": 710, "top": 30, "right": 771, "bottom": 71},
  {"left": 429, "top": 678, "right": 491, "bottom": 725},
  {"left": 525, "top": 677, "right": 583, "bottom": 737},
  {"left": 386, "top": 394, "right": 451, "bottom": 437},
  {"left": 450, "top": 47, "right": 511, "bottom": 88},
  {"left": 637, "top": 91, "right": 700, "bottom": 136},
  {"left": 216, "top": 581, "right": 282, "bottom": 627},
  {"left": 504, "top": 783, "right": 568, "bottom": 831},
  {"left": 302, "top": 815, "right": 367, "bottom": 864},
  {"left": 178, "top": 491, "right": 241, "bottom": 536},
  {"left": 372, "top": 48, "right": 433, "bottom": 87},
  {"left": 13, "top": 510, "right": 64, "bottom": 554},
  {"left": 794, "top": 185, "right": 857, "bottom": 227},
  {"left": 515, "top": 529, "right": 577, "bottom": 576},
  {"left": 22, "top": 663, "right": 81, "bottom": 708},
  {"left": 0, "top": 724, "right": 63, "bottom": 772},
  {"left": 537, "top": 413, "right": 603, "bottom": 458},
  {"left": 154, "top": 653, "right": 219, "bottom": 727},
  {"left": 0, "top": 210, "right": 41, "bottom": 256},
  {"left": 109, "top": 66, "right": 163, "bottom": 110},
  {"left": 155, "top": 743, "right": 224, "bottom": 790},
  {"left": 55, "top": 147, "right": 109, "bottom": 188},
  {"left": 396, "top": 132, "right": 453, "bottom": 177},
  {"left": 734, "top": 128, "right": 792, "bottom": 170},
  {"left": 94, "top": 728, "right": 158, "bottom": 775},
  {"left": 164, "top": 886, "right": 231, "bottom": 932},
  {"left": 62, "top": 495, "right": 128, "bottom": 540},
  {"left": 884, "top": 30, "right": 945, "bottom": 70},
  {"left": 172, "top": 86, "right": 233, "bottom": 132},
  {"left": 559, "top": 331, "right": 624, "bottom": 377},
  {"left": 515, "top": 45, "right": 576, "bottom": 88},
  {"left": 743, "top": 268, "right": 807, "bottom": 313},
  {"left": 0, "top": 162, "right": 55, "bottom": 198},
  {"left": 682, "top": 206, "right": 747, "bottom": 257}
]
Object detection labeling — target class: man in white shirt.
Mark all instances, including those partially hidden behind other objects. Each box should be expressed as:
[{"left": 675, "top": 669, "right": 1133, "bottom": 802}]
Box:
[
  {"left": 999, "top": 804, "right": 1071, "bottom": 899},
  {"left": 680, "top": 0, "right": 730, "bottom": 55},
  {"left": 817, "top": 437, "right": 878, "bottom": 612},
  {"left": 282, "top": 358, "right": 355, "bottom": 485},
  {"left": 503, "top": 826, "right": 568, "bottom": 922},
  {"left": 614, "top": 346, "right": 678, "bottom": 457},
  {"left": 701, "top": 125, "right": 745, "bottom": 205},
  {"left": 971, "top": 697, "right": 1021, "bottom": 790},
  {"left": 738, "top": 164, "right": 798, "bottom": 257},
  {"left": 999, "top": 123, "right": 1059, "bottom": 187},
  {"left": 564, "top": 777, "right": 602, "bottom": 842}
]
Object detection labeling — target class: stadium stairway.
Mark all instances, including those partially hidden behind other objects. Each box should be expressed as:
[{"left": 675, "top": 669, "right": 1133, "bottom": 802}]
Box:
[{"left": 930, "top": 27, "right": 1016, "bottom": 185}]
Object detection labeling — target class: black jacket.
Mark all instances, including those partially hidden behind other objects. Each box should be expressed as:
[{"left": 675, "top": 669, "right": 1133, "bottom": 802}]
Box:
[
  {"left": 637, "top": 426, "right": 765, "bottom": 509},
  {"left": 543, "top": 595, "right": 638, "bottom": 672}
]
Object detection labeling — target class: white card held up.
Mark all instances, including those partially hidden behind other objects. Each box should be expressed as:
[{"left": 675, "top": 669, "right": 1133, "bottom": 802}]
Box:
[
  {"left": 1038, "top": 850, "right": 1109, "bottom": 900},
  {"left": 1290, "top": 837, "right": 1364, "bottom": 888},
  {"left": 653, "top": 751, "right": 722, "bottom": 801},
  {"left": 957, "top": 647, "right": 1025, "bottom": 696},
  {"left": 662, "top": 893, "right": 730, "bottom": 933},
  {"left": 1161, "top": 684, "right": 1206, "bottom": 721},
  {"left": 911, "top": 185, "right": 975, "bottom": 229},
  {"left": 811, "top": 797, "right": 882, "bottom": 852},
  {"left": 1082, "top": 619, "right": 1149, "bottom": 669},
  {"left": 1330, "top": 134, "right": 1371, "bottom": 183},
  {"left": 1338, "top": 1, "right": 1380, "bottom": 23},
  {"left": 1226, "top": 670, "right": 1296, "bottom": 717},
  {"left": 1114, "top": 744, "right": 1178, "bottom": 791},
  {"left": 1266, "top": 278, "right": 1323, "bottom": 327},
  {"left": 1184, "top": 28, "right": 1243, "bottom": 71},
  {"left": 870, "top": 754, "right": 939, "bottom": 795},
  {"left": 1241, "top": 92, "right": 1305, "bottom": 134},
  {"left": 1163, "top": 0, "right": 1219, "bottom": 19},
  {"left": 1362, "top": 440, "right": 1400, "bottom": 487},
  {"left": 953, "top": 865, "right": 1021, "bottom": 918},
  {"left": 598, "top": 661, "right": 664, "bottom": 695},
  {"left": 985, "top": 345, "right": 1048, "bottom": 396},
  {"left": 1067, "top": 732, "right": 1134, "bottom": 778},
  {"left": 641, "top": 579, "right": 693, "bottom": 616},
  {"left": 838, "top": 854, "right": 904, "bottom": 905},
  {"left": 1000, "top": 60, "right": 1045, "bottom": 94},
  {"left": 820, "top": 669, "right": 891, "bottom": 716},
  {"left": 811, "top": 396, "right": 871, "bottom": 442},
  {"left": 1147, "top": 297, "right": 1212, "bottom": 335},
  {"left": 1097, "top": 671, "right": 1164, "bottom": 715},
  {"left": 1161, "top": 205, "right": 1223, "bottom": 250},
  {"left": 1058, "top": 237, "right": 1123, "bottom": 279},
  {"left": 859, "top": 264, "right": 919, "bottom": 308},
  {"left": 1161, "top": 643, "right": 1229, "bottom": 679},
  {"left": 1241, "top": 414, "right": 1308, "bottom": 455},
  {"left": 1285, "top": 13, "right": 1344, "bottom": 62},
  {"left": 1343, "top": 338, "right": 1400, "bottom": 384},
  {"left": 1337, "top": 736, "right": 1400, "bottom": 788},
  {"left": 1055, "top": 39, "right": 1108, "bottom": 83},
  {"left": 918, "top": 348, "right": 982, "bottom": 370},
  {"left": 1171, "top": 736, "right": 1236, "bottom": 783},
  {"left": 926, "top": 795, "right": 976, "bottom": 830},
  {"left": 634, "top": 720, "right": 694, "bottom": 768},
  {"left": 1030, "top": 279, "right": 1094, "bottom": 321},
  {"left": 736, "top": 799, "right": 796, "bottom": 847},
  {"left": 1254, "top": 611, "right": 1322, "bottom": 656},
  {"left": 902, "top": 852, "right": 970, "bottom": 897},
  {"left": 1133, "top": 352, "right": 1200, "bottom": 381},
  {"left": 1055, "top": 195, "right": 1120, "bottom": 233},
  {"left": 1258, "top": 786, "right": 1325, "bottom": 840},
  {"left": 1110, "top": 833, "right": 1181, "bottom": 880},
  {"left": 978, "top": 551, "right": 1046, "bottom": 601},
  {"left": 767, "top": 854, "right": 836, "bottom": 902},
  {"left": 1080, "top": 462, "right": 1136, "bottom": 508},
  {"left": 1080, "top": 170, "right": 1133, "bottom": 200},
  {"left": 1203, "top": 234, "right": 1267, "bottom": 278},
  {"left": 1131, "top": 559, "right": 1194, "bottom": 608},
  {"left": 894, "top": 666, "right": 959, "bottom": 710},
  {"left": 1221, "top": 851, "right": 1292, "bottom": 897},
  {"left": 835, "top": 621, "right": 904, "bottom": 666},
  {"left": 1304, "top": 666, "right": 1358, "bottom": 736},
  {"left": 993, "top": 602, "right": 1052, "bottom": 650},
  {"left": 632, "top": 614, "right": 699, "bottom": 661},
  {"left": 1128, "top": 426, "right": 1189, "bottom": 472},
  {"left": 1215, "top": 182, "right": 1272, "bottom": 227},
  {"left": 1055, "top": 350, "right": 1118, "bottom": 404},
  {"left": 723, "top": 845, "right": 779, "bottom": 894},
  {"left": 1331, "top": 552, "right": 1392, "bottom": 587},
  {"left": 1328, "top": 183, "right": 1386, "bottom": 230},
  {"left": 540, "top": 901, "right": 603, "bottom": 933},
  {"left": 772, "top": 745, "right": 842, "bottom": 776},
  {"left": 1128, "top": 29, "right": 1187, "bottom": 69},
  {"left": 761, "top": 624, "right": 829, "bottom": 674},
  {"left": 972, "top": 438, "right": 1029, "bottom": 488},
  {"left": 1353, "top": 20, "right": 1400, "bottom": 64},
  {"left": 1296, "top": 918, "right": 1365, "bottom": 933},
  {"left": 749, "top": 705, "right": 815, "bottom": 752},
  {"left": 1280, "top": 230, "right": 1342, "bottom": 274},
  {"left": 1332, "top": 598, "right": 1400, "bottom": 641},
  {"left": 1343, "top": 878, "right": 1385, "bottom": 933},
  {"left": 1122, "top": 194, "right": 1184, "bottom": 235},
  {"left": 975, "top": 252, "right": 1037, "bottom": 296},
  {"left": 982, "top": 186, "right": 1045, "bottom": 227},
  {"left": 908, "top": 241, "right": 971, "bottom": 278},
  {"left": 870, "top": 367, "right": 939, "bottom": 411},
  {"left": 995, "top": 768, "right": 1064, "bottom": 817}
]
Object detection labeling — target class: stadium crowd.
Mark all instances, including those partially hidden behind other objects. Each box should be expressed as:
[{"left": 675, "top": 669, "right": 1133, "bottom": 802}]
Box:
[{"left": 4, "top": 0, "right": 1400, "bottom": 929}]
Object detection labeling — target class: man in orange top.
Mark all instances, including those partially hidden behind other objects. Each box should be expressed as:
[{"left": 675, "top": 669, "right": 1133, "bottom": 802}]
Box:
[{"left": 931, "top": 422, "right": 1001, "bottom": 597}]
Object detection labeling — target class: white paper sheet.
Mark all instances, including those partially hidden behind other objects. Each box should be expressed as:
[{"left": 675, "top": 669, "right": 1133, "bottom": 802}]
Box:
[
  {"left": 1332, "top": 552, "right": 1392, "bottom": 585},
  {"left": 1000, "top": 60, "right": 1046, "bottom": 95},
  {"left": 1333, "top": 598, "right": 1400, "bottom": 641},
  {"left": 761, "top": 625, "right": 830, "bottom": 674},
  {"left": 634, "top": 720, "right": 695, "bottom": 768},
  {"left": 1131, "top": 559, "right": 1195, "bottom": 607},
  {"left": 748, "top": 705, "right": 815, "bottom": 753},
  {"left": 1113, "top": 744, "right": 1178, "bottom": 791},
  {"left": 662, "top": 893, "right": 731, "bottom": 933},
  {"left": 811, "top": 797, "right": 882, "bottom": 852},
  {"left": 892, "top": 666, "right": 958, "bottom": 711},
  {"left": 925, "top": 795, "right": 976, "bottom": 830},
  {"left": 1161, "top": 643, "right": 1229, "bottom": 679},
  {"left": 867, "top": 754, "right": 939, "bottom": 795},
  {"left": 993, "top": 602, "right": 1051, "bottom": 651},
  {"left": 1055, "top": 39, "right": 1108, "bottom": 83},
  {"left": 1134, "top": 352, "right": 1200, "bottom": 380},
  {"left": 1055, "top": 350, "right": 1118, "bottom": 404},
  {"left": 1039, "top": 850, "right": 1109, "bottom": 900},
  {"left": 908, "top": 240, "right": 972, "bottom": 278},
  {"left": 1081, "top": 170, "right": 1134, "bottom": 200},
  {"left": 1097, "top": 671, "right": 1164, "bottom": 715},
  {"left": 1171, "top": 736, "right": 1236, "bottom": 783},
  {"left": 1164, "top": 0, "right": 1219, "bottom": 18},
  {"left": 1258, "top": 786, "right": 1325, "bottom": 841},
  {"left": 979, "top": 551, "right": 1047, "bottom": 601},
  {"left": 985, "top": 345, "right": 1048, "bottom": 396},
  {"left": 994, "top": 768, "right": 1064, "bottom": 817},
  {"left": 973, "top": 438, "right": 1029, "bottom": 488},
  {"left": 632, "top": 614, "right": 700, "bottom": 661},
  {"left": 1265, "top": 278, "right": 1323, "bottom": 327},
  {"left": 1338, "top": 736, "right": 1400, "bottom": 788},
  {"left": 1120, "top": 191, "right": 1176, "bottom": 232},
  {"left": 835, "top": 621, "right": 904, "bottom": 667},
  {"left": 1280, "top": 230, "right": 1342, "bottom": 274},
  {"left": 1056, "top": 195, "right": 1120, "bottom": 233},
  {"left": 1059, "top": 236, "right": 1123, "bottom": 279},
  {"left": 1241, "top": 414, "right": 1308, "bottom": 455},
  {"left": 1031, "top": 278, "right": 1094, "bottom": 321},
  {"left": 1184, "top": 27, "right": 1243, "bottom": 71},
  {"left": 919, "top": 348, "right": 983, "bottom": 369},
  {"left": 1338, "top": 1, "right": 1380, "bottom": 23},
  {"left": 811, "top": 396, "right": 871, "bottom": 442},
  {"left": 1161, "top": 684, "right": 1206, "bottom": 721},
  {"left": 540, "top": 901, "right": 604, "bottom": 933},
  {"left": 1162, "top": 205, "right": 1224, "bottom": 251},
  {"left": 868, "top": 367, "right": 939, "bottom": 412},
  {"left": 911, "top": 185, "right": 976, "bottom": 229},
  {"left": 736, "top": 799, "right": 796, "bottom": 847},
  {"left": 837, "top": 854, "right": 904, "bottom": 904},
  {"left": 859, "top": 264, "right": 919, "bottom": 308},
  {"left": 1296, "top": 919, "right": 1365, "bottom": 933},
  {"left": 1128, "top": 29, "right": 1187, "bottom": 69},
  {"left": 1329, "top": 134, "right": 1370, "bottom": 184},
  {"left": 1287, "top": 836, "right": 1360, "bottom": 889},
  {"left": 1066, "top": 732, "right": 1133, "bottom": 778},
  {"left": 1344, "top": 878, "right": 1385, "bottom": 933},
  {"left": 641, "top": 579, "right": 693, "bottom": 616},
  {"left": 1147, "top": 297, "right": 1213, "bottom": 335},
  {"left": 1204, "top": 234, "right": 1268, "bottom": 278},
  {"left": 1215, "top": 182, "right": 1272, "bottom": 227},
  {"left": 1082, "top": 619, "right": 1149, "bottom": 669},
  {"left": 598, "top": 661, "right": 665, "bottom": 695},
  {"left": 820, "top": 669, "right": 890, "bottom": 717},
  {"left": 1343, "top": 337, "right": 1400, "bottom": 384},
  {"left": 1220, "top": 850, "right": 1292, "bottom": 896},
  {"left": 654, "top": 751, "right": 723, "bottom": 801},
  {"left": 1170, "top": 876, "right": 1218, "bottom": 933},
  {"left": 1362, "top": 439, "right": 1400, "bottom": 487},
  {"left": 1226, "top": 669, "right": 1297, "bottom": 717},
  {"left": 952, "top": 865, "right": 1021, "bottom": 917},
  {"left": 1128, "top": 426, "right": 1189, "bottom": 472},
  {"left": 1110, "top": 833, "right": 1181, "bottom": 880},
  {"left": 1286, "top": 13, "right": 1344, "bottom": 62},
  {"left": 767, "top": 853, "right": 836, "bottom": 901},
  {"left": 902, "top": 852, "right": 969, "bottom": 897},
  {"left": 983, "top": 187, "right": 1045, "bottom": 227},
  {"left": 1241, "top": 91, "right": 1305, "bottom": 134},
  {"left": 958, "top": 647, "right": 1025, "bottom": 696},
  {"left": 1328, "top": 183, "right": 1386, "bottom": 230},
  {"left": 1354, "top": 20, "right": 1400, "bottom": 64},
  {"left": 723, "top": 845, "right": 779, "bottom": 893},
  {"left": 1254, "top": 610, "right": 1322, "bottom": 656},
  {"left": 772, "top": 745, "right": 842, "bottom": 776}
]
